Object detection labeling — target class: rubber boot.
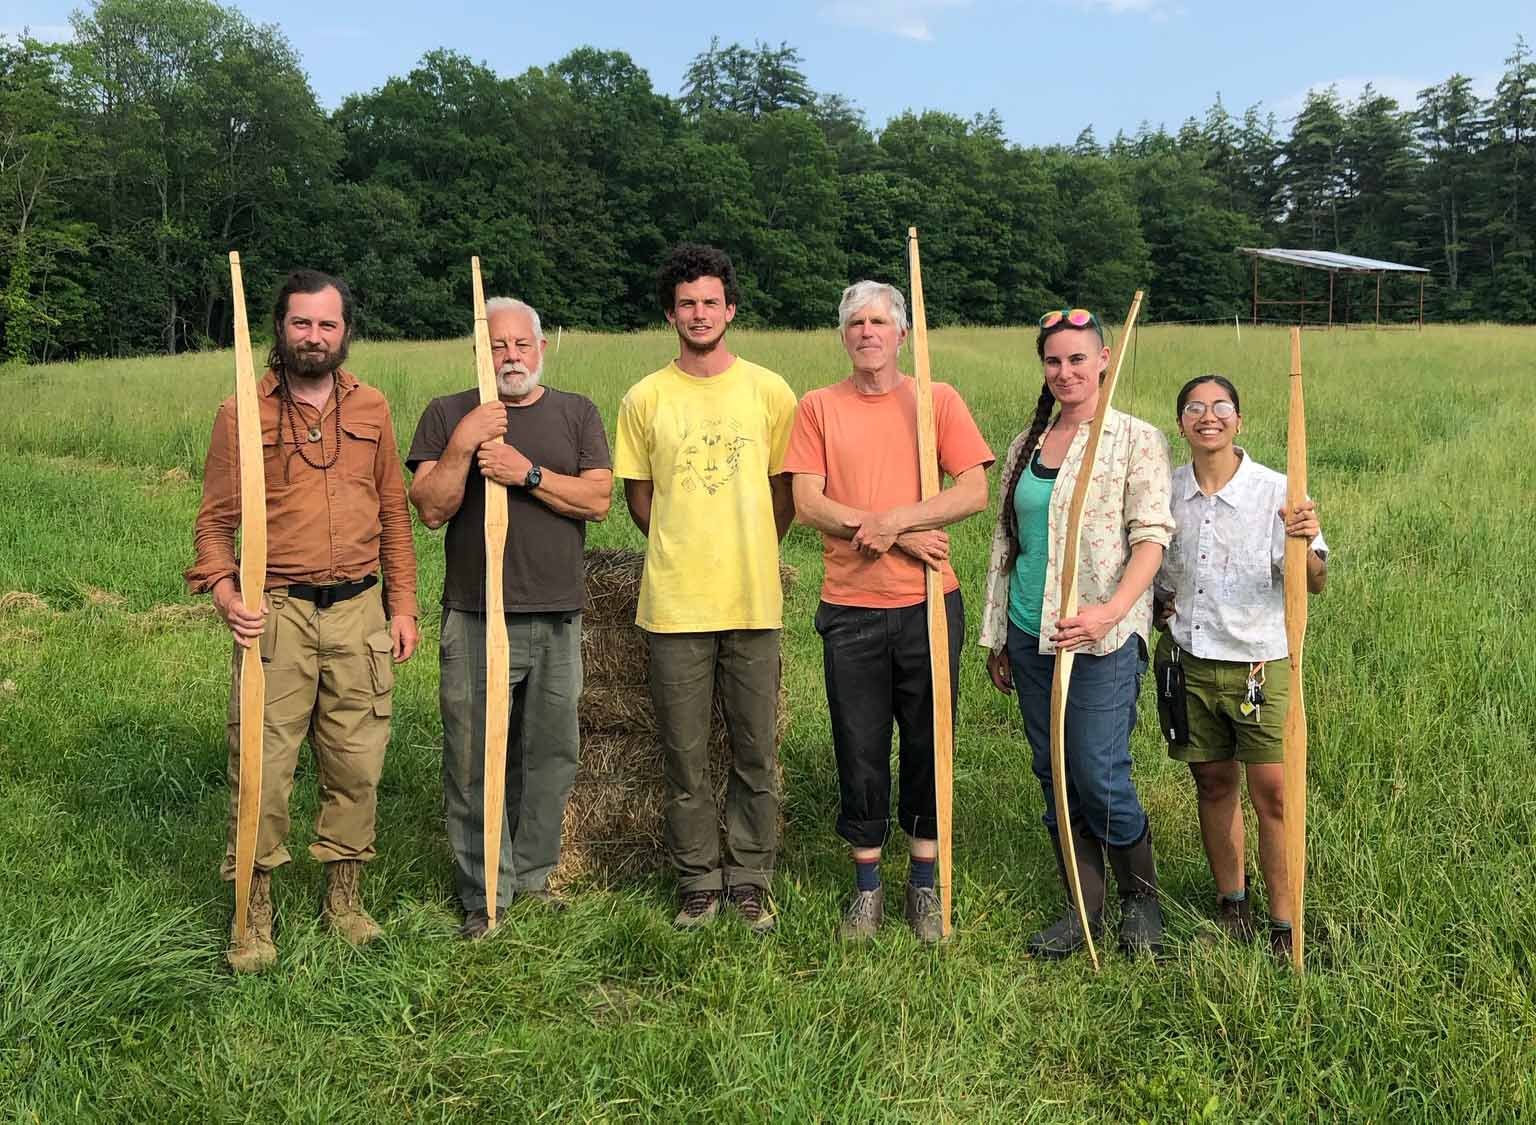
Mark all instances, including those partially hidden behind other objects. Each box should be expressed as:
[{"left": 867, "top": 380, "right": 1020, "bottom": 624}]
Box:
[
  {"left": 322, "top": 860, "right": 383, "bottom": 945},
  {"left": 1107, "top": 820, "right": 1164, "bottom": 959},
  {"left": 1027, "top": 827, "right": 1106, "bottom": 959},
  {"left": 227, "top": 870, "right": 277, "bottom": 974}
]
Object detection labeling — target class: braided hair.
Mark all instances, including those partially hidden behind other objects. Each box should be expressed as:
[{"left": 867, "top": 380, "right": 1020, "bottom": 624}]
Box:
[{"left": 1001, "top": 314, "right": 1108, "bottom": 559}]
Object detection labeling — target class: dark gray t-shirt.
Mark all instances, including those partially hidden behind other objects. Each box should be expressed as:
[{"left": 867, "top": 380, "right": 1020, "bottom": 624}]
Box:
[{"left": 407, "top": 386, "right": 611, "bottom": 614}]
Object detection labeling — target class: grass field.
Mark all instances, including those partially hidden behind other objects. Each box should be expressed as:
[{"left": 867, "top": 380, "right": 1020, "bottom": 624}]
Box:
[{"left": 2, "top": 323, "right": 1534, "bottom": 1122}]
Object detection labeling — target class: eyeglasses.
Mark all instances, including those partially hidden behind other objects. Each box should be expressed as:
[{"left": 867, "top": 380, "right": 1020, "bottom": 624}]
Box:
[
  {"left": 1039, "top": 308, "right": 1099, "bottom": 331},
  {"left": 1181, "top": 400, "right": 1237, "bottom": 420}
]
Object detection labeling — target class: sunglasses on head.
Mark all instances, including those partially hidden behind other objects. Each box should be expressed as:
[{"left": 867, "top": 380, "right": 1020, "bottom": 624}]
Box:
[{"left": 1039, "top": 307, "right": 1101, "bottom": 332}]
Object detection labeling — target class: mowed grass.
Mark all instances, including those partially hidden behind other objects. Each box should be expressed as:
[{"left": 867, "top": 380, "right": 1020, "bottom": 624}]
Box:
[{"left": 2, "top": 323, "right": 1535, "bottom": 1122}]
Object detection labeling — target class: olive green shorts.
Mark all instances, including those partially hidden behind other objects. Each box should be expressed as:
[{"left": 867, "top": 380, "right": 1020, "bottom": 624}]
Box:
[{"left": 1155, "top": 633, "right": 1287, "bottom": 765}]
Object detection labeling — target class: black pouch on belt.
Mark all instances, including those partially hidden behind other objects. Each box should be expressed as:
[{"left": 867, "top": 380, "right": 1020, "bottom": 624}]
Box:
[{"left": 1155, "top": 646, "right": 1190, "bottom": 746}]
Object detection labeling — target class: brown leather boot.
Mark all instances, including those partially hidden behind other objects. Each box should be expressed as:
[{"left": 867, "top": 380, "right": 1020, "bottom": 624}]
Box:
[
  {"left": 322, "top": 860, "right": 383, "bottom": 946},
  {"left": 227, "top": 870, "right": 277, "bottom": 974}
]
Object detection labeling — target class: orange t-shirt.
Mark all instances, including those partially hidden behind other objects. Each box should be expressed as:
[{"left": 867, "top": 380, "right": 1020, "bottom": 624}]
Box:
[{"left": 783, "top": 376, "right": 994, "bottom": 608}]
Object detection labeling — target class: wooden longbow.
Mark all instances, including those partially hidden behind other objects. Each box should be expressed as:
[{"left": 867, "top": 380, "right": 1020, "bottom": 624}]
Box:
[
  {"left": 471, "top": 258, "right": 512, "bottom": 930},
  {"left": 229, "top": 251, "right": 266, "bottom": 944},
  {"left": 906, "top": 228, "right": 954, "bottom": 937},
  {"left": 1282, "top": 326, "right": 1309, "bottom": 973},
  {"left": 1047, "top": 289, "right": 1144, "bottom": 973}
]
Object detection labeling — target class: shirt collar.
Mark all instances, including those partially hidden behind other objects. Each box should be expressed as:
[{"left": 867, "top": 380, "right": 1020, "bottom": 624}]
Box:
[
  {"left": 261, "top": 367, "right": 357, "bottom": 397},
  {"left": 1182, "top": 447, "right": 1258, "bottom": 507}
]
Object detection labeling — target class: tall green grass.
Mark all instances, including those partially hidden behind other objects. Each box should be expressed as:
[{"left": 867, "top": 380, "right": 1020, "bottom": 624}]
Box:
[{"left": 1, "top": 325, "right": 1533, "bottom": 1121}]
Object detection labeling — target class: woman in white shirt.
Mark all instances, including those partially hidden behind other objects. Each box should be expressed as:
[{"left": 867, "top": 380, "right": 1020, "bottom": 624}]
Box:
[{"left": 1153, "top": 374, "right": 1326, "bottom": 958}]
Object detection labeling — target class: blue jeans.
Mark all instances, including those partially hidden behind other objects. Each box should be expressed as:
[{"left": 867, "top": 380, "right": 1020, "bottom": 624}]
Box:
[{"left": 1006, "top": 622, "right": 1148, "bottom": 848}]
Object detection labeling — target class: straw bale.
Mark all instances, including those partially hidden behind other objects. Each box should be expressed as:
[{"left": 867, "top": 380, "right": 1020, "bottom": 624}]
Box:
[{"left": 553, "top": 548, "right": 792, "bottom": 889}]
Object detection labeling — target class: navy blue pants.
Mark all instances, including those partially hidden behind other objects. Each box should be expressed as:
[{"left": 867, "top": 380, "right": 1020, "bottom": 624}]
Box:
[{"left": 1005, "top": 621, "right": 1148, "bottom": 848}]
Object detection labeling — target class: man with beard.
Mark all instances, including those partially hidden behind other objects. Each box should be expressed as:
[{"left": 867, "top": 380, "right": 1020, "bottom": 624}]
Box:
[
  {"left": 613, "top": 244, "right": 797, "bottom": 933},
  {"left": 187, "top": 269, "right": 419, "bottom": 973},
  {"left": 407, "top": 297, "right": 612, "bottom": 938}
]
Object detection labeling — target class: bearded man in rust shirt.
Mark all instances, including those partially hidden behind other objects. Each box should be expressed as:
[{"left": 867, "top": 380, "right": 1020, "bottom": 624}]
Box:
[{"left": 187, "top": 269, "right": 419, "bottom": 974}]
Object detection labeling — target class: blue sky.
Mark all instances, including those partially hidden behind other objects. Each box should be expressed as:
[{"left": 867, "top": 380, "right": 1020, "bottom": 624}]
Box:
[{"left": 5, "top": 1, "right": 1531, "bottom": 145}]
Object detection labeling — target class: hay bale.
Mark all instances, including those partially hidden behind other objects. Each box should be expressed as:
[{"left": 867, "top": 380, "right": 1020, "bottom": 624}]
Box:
[{"left": 554, "top": 549, "right": 791, "bottom": 889}]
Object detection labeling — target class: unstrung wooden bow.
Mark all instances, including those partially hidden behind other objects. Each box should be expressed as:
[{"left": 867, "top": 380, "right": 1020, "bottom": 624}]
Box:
[
  {"left": 471, "top": 257, "right": 512, "bottom": 930},
  {"left": 228, "top": 251, "right": 267, "bottom": 944},
  {"left": 1047, "top": 289, "right": 1144, "bottom": 973},
  {"left": 1282, "top": 326, "right": 1310, "bottom": 972},
  {"left": 906, "top": 227, "right": 955, "bottom": 937}
]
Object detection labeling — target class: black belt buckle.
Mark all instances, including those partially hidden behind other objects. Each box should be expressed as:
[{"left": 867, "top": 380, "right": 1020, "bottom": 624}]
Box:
[{"left": 313, "top": 585, "right": 341, "bottom": 610}]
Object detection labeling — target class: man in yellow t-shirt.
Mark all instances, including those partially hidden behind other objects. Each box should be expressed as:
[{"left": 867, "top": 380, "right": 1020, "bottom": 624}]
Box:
[{"left": 613, "top": 244, "right": 797, "bottom": 934}]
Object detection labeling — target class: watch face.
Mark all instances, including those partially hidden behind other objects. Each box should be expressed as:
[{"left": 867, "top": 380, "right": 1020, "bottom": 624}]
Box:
[{"left": 526, "top": 466, "right": 542, "bottom": 488}]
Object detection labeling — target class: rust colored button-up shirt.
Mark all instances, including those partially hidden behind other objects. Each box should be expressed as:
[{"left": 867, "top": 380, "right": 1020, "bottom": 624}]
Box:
[{"left": 186, "top": 368, "right": 419, "bottom": 618}]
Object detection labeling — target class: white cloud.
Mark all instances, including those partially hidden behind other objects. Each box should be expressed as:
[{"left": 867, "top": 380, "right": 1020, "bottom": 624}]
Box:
[
  {"left": 0, "top": 23, "right": 72, "bottom": 43},
  {"left": 1071, "top": 0, "right": 1186, "bottom": 18},
  {"left": 819, "top": 0, "right": 971, "bottom": 42},
  {"left": 1272, "top": 73, "right": 1499, "bottom": 121}
]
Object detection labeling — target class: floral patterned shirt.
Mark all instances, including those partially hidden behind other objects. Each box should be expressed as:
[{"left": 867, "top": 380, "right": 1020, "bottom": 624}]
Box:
[{"left": 979, "top": 408, "right": 1174, "bottom": 656}]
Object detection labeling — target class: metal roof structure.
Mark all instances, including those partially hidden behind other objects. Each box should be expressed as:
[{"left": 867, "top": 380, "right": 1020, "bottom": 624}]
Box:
[
  {"left": 1236, "top": 247, "right": 1429, "bottom": 328},
  {"left": 1236, "top": 248, "right": 1429, "bottom": 274}
]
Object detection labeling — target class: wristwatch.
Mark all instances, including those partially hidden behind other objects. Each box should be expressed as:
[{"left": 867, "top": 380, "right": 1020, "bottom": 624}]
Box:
[{"left": 524, "top": 464, "right": 543, "bottom": 490}]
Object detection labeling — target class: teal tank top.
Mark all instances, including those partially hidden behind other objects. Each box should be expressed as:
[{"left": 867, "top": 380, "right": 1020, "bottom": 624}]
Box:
[{"left": 1007, "top": 449, "right": 1057, "bottom": 637}]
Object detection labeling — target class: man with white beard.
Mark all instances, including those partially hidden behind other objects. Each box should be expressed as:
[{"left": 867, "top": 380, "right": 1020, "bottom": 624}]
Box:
[{"left": 407, "top": 297, "right": 612, "bottom": 937}]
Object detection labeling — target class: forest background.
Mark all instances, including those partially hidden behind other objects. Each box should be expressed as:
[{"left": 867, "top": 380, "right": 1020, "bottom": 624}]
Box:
[{"left": 3, "top": 0, "right": 1536, "bottom": 362}]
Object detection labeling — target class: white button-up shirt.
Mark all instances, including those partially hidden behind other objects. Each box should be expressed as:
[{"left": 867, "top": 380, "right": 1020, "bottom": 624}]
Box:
[{"left": 1156, "top": 449, "right": 1328, "bottom": 662}]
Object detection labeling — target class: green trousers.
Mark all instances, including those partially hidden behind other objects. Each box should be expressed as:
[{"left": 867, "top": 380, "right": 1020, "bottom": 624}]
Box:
[{"left": 439, "top": 608, "right": 582, "bottom": 912}]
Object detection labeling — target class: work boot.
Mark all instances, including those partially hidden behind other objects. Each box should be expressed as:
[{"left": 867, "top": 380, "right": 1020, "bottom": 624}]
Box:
[
  {"left": 227, "top": 870, "right": 277, "bottom": 974},
  {"left": 672, "top": 889, "right": 721, "bottom": 930},
  {"left": 1107, "top": 822, "right": 1164, "bottom": 959},
  {"left": 905, "top": 883, "right": 944, "bottom": 945},
  {"left": 1269, "top": 921, "right": 1297, "bottom": 965},
  {"left": 728, "top": 883, "right": 777, "bottom": 935},
  {"left": 1200, "top": 892, "right": 1256, "bottom": 945},
  {"left": 322, "top": 860, "right": 383, "bottom": 946},
  {"left": 458, "top": 910, "right": 490, "bottom": 941},
  {"left": 1028, "top": 827, "right": 1106, "bottom": 959},
  {"left": 839, "top": 886, "right": 884, "bottom": 942}
]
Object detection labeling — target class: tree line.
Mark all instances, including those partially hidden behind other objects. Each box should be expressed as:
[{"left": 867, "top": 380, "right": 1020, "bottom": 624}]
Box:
[{"left": 3, "top": 0, "right": 1535, "bottom": 363}]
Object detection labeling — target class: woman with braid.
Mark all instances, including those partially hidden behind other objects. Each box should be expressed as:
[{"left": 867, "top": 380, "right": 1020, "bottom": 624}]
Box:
[{"left": 978, "top": 308, "right": 1174, "bottom": 959}]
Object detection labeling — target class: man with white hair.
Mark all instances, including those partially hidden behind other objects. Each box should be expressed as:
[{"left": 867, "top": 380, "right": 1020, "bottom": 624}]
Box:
[
  {"left": 407, "top": 296, "right": 612, "bottom": 937},
  {"left": 782, "top": 280, "right": 993, "bottom": 942}
]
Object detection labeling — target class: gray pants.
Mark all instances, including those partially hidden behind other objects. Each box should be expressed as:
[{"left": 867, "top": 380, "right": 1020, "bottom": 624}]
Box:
[
  {"left": 647, "top": 629, "right": 780, "bottom": 893},
  {"left": 440, "top": 608, "right": 582, "bottom": 911}
]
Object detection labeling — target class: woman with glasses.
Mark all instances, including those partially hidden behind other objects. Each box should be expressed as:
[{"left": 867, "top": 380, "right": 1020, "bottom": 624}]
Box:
[
  {"left": 1152, "top": 374, "right": 1327, "bottom": 959},
  {"left": 979, "top": 308, "right": 1174, "bottom": 960}
]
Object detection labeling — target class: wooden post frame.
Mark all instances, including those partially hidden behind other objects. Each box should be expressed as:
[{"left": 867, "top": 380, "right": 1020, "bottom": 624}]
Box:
[
  {"left": 471, "top": 257, "right": 512, "bottom": 929},
  {"left": 1282, "top": 327, "right": 1310, "bottom": 972},
  {"left": 1047, "top": 289, "right": 1145, "bottom": 973},
  {"left": 905, "top": 228, "right": 954, "bottom": 937},
  {"left": 228, "top": 251, "right": 266, "bottom": 944}
]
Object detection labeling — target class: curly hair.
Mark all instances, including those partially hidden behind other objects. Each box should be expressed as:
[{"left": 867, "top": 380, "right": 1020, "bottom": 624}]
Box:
[{"left": 655, "top": 243, "right": 741, "bottom": 313}]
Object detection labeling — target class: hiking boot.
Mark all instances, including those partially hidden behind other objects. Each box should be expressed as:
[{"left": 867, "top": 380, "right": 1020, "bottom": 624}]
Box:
[
  {"left": 1027, "top": 828, "right": 1105, "bottom": 959},
  {"left": 519, "top": 888, "right": 570, "bottom": 914},
  {"left": 1270, "top": 923, "right": 1297, "bottom": 965},
  {"left": 1107, "top": 822, "right": 1164, "bottom": 959},
  {"left": 905, "top": 883, "right": 944, "bottom": 944},
  {"left": 1200, "top": 893, "right": 1256, "bottom": 945},
  {"left": 227, "top": 870, "right": 277, "bottom": 974},
  {"left": 458, "top": 910, "right": 490, "bottom": 941},
  {"left": 728, "top": 883, "right": 776, "bottom": 935},
  {"left": 322, "top": 860, "right": 383, "bottom": 946},
  {"left": 839, "top": 886, "right": 884, "bottom": 941},
  {"left": 672, "top": 889, "right": 721, "bottom": 930}
]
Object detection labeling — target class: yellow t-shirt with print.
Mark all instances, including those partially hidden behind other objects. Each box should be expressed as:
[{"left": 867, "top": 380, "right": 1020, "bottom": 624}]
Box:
[{"left": 613, "top": 358, "right": 797, "bottom": 632}]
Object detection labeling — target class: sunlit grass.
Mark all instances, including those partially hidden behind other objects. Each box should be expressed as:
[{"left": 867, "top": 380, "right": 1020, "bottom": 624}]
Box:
[{"left": 1, "top": 324, "right": 1534, "bottom": 1120}]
